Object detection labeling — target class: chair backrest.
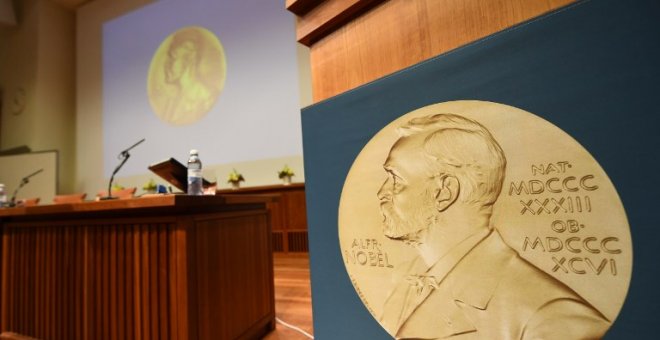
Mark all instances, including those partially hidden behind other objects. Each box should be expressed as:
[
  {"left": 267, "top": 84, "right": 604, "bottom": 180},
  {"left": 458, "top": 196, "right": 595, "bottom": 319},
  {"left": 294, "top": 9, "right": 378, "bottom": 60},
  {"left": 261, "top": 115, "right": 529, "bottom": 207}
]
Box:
[
  {"left": 96, "top": 187, "right": 137, "bottom": 200},
  {"left": 52, "top": 193, "right": 87, "bottom": 204},
  {"left": 17, "top": 197, "right": 40, "bottom": 207}
]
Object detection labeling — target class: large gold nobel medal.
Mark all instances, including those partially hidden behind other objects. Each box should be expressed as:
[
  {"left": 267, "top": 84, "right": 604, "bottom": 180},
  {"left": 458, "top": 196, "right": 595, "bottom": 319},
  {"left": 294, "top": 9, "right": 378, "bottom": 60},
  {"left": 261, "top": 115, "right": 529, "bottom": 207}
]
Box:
[{"left": 338, "top": 100, "right": 631, "bottom": 339}]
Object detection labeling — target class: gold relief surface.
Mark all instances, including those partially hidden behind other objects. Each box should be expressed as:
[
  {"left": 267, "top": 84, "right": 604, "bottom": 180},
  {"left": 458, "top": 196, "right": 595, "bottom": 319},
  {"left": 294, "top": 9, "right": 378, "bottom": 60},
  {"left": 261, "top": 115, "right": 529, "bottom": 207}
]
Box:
[
  {"left": 338, "top": 101, "right": 631, "bottom": 339},
  {"left": 147, "top": 26, "right": 226, "bottom": 125}
]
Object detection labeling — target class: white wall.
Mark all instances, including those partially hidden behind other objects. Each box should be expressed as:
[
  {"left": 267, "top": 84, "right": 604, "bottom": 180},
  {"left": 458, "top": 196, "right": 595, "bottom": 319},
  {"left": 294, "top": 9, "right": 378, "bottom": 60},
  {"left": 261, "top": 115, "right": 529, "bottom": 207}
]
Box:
[
  {"left": 0, "top": 151, "right": 57, "bottom": 204},
  {"left": 0, "top": 0, "right": 75, "bottom": 193},
  {"left": 0, "top": 0, "right": 38, "bottom": 151},
  {"left": 1, "top": 0, "right": 311, "bottom": 199}
]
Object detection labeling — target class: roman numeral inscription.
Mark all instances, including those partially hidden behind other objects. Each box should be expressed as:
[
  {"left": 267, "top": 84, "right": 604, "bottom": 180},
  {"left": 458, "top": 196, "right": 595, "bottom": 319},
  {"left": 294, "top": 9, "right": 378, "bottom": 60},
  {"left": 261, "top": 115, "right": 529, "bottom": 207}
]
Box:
[
  {"left": 509, "top": 162, "right": 598, "bottom": 215},
  {"left": 513, "top": 161, "right": 623, "bottom": 275}
]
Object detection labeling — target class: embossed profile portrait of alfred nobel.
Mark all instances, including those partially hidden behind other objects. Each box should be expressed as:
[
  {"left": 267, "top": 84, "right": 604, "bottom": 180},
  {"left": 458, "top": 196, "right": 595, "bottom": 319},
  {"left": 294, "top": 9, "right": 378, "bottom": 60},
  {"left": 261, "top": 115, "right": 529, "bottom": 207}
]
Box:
[{"left": 377, "top": 113, "right": 610, "bottom": 339}]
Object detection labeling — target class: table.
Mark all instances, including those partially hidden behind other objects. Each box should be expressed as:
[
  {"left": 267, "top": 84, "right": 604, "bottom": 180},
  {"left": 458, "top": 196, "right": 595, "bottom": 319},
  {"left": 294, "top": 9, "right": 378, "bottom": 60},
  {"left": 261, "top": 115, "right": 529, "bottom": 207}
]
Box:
[{"left": 0, "top": 195, "right": 275, "bottom": 340}]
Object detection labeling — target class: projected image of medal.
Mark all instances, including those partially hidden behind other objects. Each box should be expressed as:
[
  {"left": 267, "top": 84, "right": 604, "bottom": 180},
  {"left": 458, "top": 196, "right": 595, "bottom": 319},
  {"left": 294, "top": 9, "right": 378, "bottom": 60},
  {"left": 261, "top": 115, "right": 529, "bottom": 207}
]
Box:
[{"left": 147, "top": 26, "right": 226, "bottom": 125}]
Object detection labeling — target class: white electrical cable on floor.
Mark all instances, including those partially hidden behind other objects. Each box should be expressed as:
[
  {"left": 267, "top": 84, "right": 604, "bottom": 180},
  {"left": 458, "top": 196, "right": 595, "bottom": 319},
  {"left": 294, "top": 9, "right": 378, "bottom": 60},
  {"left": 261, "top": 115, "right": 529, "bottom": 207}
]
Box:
[{"left": 275, "top": 317, "right": 314, "bottom": 339}]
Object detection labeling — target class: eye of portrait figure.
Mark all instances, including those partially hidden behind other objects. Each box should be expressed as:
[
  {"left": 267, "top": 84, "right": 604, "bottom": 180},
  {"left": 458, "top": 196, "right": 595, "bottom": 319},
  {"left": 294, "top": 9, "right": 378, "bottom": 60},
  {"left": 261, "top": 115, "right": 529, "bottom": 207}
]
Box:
[
  {"left": 338, "top": 101, "right": 631, "bottom": 340},
  {"left": 148, "top": 26, "right": 226, "bottom": 126}
]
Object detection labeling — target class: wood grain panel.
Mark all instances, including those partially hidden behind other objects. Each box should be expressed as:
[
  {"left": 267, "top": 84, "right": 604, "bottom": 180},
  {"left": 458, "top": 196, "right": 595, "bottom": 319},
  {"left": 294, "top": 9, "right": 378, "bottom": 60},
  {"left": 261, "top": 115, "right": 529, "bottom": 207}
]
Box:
[
  {"left": 218, "top": 184, "right": 309, "bottom": 252},
  {"left": 285, "top": 0, "right": 317, "bottom": 16},
  {"left": 290, "top": 0, "right": 574, "bottom": 102},
  {"left": 193, "top": 213, "right": 274, "bottom": 339},
  {"left": 286, "top": 191, "right": 308, "bottom": 231},
  {"left": 0, "top": 197, "right": 274, "bottom": 340},
  {"left": 296, "top": 0, "right": 385, "bottom": 46}
]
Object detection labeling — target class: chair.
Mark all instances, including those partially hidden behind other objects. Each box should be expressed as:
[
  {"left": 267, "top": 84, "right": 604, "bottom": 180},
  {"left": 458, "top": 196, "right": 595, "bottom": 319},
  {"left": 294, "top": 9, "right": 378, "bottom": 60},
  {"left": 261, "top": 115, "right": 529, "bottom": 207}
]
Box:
[
  {"left": 16, "top": 197, "right": 40, "bottom": 207},
  {"left": 96, "top": 187, "right": 136, "bottom": 200},
  {"left": 52, "top": 193, "right": 87, "bottom": 204}
]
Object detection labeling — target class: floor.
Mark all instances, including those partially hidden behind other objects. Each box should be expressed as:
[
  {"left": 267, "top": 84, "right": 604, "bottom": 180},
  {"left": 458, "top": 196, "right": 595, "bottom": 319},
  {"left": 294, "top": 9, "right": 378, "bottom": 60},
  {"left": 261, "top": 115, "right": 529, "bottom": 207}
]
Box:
[{"left": 263, "top": 253, "right": 314, "bottom": 340}]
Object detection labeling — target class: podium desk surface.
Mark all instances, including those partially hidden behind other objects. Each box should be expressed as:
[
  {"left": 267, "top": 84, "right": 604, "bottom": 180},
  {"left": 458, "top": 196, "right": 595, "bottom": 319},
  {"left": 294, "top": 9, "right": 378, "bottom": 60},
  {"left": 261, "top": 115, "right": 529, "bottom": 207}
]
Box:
[{"left": 0, "top": 194, "right": 276, "bottom": 220}]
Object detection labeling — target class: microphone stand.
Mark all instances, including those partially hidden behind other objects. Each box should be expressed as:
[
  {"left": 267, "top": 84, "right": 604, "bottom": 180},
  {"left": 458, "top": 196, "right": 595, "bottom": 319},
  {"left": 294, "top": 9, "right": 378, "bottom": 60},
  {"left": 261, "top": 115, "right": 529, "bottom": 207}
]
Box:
[
  {"left": 101, "top": 138, "right": 145, "bottom": 200},
  {"left": 9, "top": 168, "right": 44, "bottom": 207}
]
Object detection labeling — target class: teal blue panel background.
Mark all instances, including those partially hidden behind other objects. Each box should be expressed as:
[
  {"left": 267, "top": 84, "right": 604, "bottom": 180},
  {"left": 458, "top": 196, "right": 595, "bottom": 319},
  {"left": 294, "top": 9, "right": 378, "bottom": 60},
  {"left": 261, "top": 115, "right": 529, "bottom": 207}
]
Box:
[{"left": 301, "top": 0, "right": 660, "bottom": 338}]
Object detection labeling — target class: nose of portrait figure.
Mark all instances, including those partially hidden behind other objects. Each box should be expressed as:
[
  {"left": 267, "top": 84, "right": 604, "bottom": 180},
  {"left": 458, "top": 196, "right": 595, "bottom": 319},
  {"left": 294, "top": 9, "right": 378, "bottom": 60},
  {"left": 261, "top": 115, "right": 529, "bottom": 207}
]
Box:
[{"left": 377, "top": 177, "right": 392, "bottom": 203}]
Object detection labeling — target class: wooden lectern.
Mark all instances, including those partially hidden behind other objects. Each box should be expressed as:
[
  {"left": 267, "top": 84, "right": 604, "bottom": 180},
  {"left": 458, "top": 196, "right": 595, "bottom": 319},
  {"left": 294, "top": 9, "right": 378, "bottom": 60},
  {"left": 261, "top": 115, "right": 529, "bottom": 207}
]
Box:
[{"left": 287, "top": 0, "right": 574, "bottom": 103}]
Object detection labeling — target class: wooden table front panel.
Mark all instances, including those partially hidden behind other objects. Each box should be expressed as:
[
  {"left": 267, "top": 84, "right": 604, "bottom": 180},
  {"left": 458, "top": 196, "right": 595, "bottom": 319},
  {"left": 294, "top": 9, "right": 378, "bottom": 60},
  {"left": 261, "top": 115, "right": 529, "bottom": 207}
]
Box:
[
  {"left": 217, "top": 184, "right": 308, "bottom": 253},
  {"left": 0, "top": 210, "right": 274, "bottom": 340}
]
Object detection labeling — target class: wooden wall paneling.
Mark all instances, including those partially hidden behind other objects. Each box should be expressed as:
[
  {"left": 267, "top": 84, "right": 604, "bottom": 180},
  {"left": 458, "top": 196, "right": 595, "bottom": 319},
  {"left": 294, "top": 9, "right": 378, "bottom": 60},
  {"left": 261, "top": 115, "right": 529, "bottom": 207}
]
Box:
[
  {"left": 290, "top": 0, "right": 574, "bottom": 102},
  {"left": 279, "top": 195, "right": 290, "bottom": 252},
  {"left": 286, "top": 190, "right": 308, "bottom": 231},
  {"left": 267, "top": 200, "right": 284, "bottom": 231},
  {"left": 217, "top": 184, "right": 309, "bottom": 252}
]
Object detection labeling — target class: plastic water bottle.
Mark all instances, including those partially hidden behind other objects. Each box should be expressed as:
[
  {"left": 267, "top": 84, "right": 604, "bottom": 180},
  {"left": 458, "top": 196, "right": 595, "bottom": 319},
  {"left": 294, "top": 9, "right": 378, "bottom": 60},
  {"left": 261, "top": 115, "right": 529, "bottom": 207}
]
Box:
[
  {"left": 0, "top": 184, "right": 6, "bottom": 207},
  {"left": 187, "top": 149, "right": 203, "bottom": 195}
]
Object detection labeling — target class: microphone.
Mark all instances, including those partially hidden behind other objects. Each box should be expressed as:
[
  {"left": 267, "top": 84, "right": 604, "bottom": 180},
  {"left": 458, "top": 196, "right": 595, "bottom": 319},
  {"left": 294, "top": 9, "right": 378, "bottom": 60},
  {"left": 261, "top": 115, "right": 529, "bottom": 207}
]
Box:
[
  {"left": 101, "top": 138, "right": 145, "bottom": 200},
  {"left": 9, "top": 168, "right": 44, "bottom": 207},
  {"left": 119, "top": 138, "right": 145, "bottom": 158}
]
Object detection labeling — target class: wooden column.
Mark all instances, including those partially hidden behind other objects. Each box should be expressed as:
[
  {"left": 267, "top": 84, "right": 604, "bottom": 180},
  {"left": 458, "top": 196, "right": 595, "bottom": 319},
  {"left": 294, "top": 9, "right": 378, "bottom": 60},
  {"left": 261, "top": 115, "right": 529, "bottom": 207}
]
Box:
[{"left": 287, "top": 0, "right": 574, "bottom": 103}]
